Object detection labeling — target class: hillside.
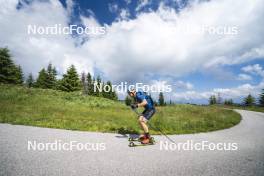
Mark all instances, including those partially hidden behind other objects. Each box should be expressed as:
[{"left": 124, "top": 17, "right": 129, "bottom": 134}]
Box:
[{"left": 0, "top": 84, "right": 241, "bottom": 134}]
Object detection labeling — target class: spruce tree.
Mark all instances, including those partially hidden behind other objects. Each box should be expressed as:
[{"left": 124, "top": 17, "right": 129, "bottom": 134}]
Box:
[
  {"left": 158, "top": 92, "right": 165, "bottom": 106},
  {"left": 81, "top": 72, "right": 86, "bottom": 86},
  {"left": 258, "top": 89, "right": 264, "bottom": 107},
  {"left": 93, "top": 75, "right": 102, "bottom": 97},
  {"left": 58, "top": 65, "right": 81, "bottom": 92},
  {"left": 35, "top": 68, "right": 48, "bottom": 88},
  {"left": 103, "top": 81, "right": 117, "bottom": 100},
  {"left": 101, "top": 82, "right": 108, "bottom": 98},
  {"left": 91, "top": 77, "right": 96, "bottom": 96},
  {"left": 209, "top": 95, "right": 217, "bottom": 105},
  {"left": 26, "top": 73, "right": 34, "bottom": 88},
  {"left": 224, "top": 99, "right": 233, "bottom": 105},
  {"left": 0, "top": 47, "right": 20, "bottom": 84},
  {"left": 86, "top": 72, "right": 93, "bottom": 95},
  {"left": 243, "top": 94, "right": 255, "bottom": 106},
  {"left": 46, "top": 63, "right": 57, "bottom": 89},
  {"left": 81, "top": 72, "right": 87, "bottom": 94},
  {"left": 15, "top": 65, "right": 24, "bottom": 84}
]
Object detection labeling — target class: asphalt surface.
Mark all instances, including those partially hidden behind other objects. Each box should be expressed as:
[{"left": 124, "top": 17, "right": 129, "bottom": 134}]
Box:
[{"left": 0, "top": 110, "right": 264, "bottom": 176}]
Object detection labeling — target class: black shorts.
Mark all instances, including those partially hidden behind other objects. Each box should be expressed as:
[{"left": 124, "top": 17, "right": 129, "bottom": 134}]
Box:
[{"left": 142, "top": 108, "right": 156, "bottom": 121}]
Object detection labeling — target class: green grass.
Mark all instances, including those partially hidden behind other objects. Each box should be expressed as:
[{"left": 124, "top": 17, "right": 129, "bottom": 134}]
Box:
[{"left": 0, "top": 84, "right": 241, "bottom": 134}]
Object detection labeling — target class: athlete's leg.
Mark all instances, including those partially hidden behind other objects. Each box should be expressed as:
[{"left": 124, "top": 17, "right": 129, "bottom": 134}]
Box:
[{"left": 138, "top": 116, "right": 149, "bottom": 133}]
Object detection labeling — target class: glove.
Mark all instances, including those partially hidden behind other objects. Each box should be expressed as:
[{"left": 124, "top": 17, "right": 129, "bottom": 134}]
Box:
[{"left": 131, "top": 104, "right": 138, "bottom": 109}]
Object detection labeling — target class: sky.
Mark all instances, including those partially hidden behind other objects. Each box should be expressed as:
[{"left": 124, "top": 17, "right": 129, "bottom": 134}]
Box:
[{"left": 0, "top": 0, "right": 264, "bottom": 104}]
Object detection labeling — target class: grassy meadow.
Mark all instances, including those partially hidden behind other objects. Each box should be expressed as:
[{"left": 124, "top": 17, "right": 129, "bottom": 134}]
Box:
[{"left": 0, "top": 84, "right": 241, "bottom": 134}]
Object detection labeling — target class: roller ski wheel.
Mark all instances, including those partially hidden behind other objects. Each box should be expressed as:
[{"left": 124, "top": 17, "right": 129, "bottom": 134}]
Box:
[
  {"left": 129, "top": 142, "right": 135, "bottom": 147},
  {"left": 150, "top": 137, "right": 155, "bottom": 143}
]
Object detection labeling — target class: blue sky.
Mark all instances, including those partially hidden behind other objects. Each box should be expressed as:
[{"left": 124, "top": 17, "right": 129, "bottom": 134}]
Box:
[{"left": 1, "top": 0, "right": 264, "bottom": 103}]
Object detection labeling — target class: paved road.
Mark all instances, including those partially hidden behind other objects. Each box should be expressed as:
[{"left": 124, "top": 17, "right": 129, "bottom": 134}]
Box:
[{"left": 1, "top": 110, "right": 264, "bottom": 176}]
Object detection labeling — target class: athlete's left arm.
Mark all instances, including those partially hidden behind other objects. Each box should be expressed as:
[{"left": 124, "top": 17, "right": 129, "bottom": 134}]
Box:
[{"left": 137, "top": 99, "right": 147, "bottom": 107}]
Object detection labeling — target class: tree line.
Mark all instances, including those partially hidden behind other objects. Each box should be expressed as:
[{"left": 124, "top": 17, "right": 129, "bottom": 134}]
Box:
[
  {"left": 1, "top": 47, "right": 263, "bottom": 106},
  {"left": 209, "top": 92, "right": 264, "bottom": 107},
  {"left": 0, "top": 47, "right": 117, "bottom": 100}
]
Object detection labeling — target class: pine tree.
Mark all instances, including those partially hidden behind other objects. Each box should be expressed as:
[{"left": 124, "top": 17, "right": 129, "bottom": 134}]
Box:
[
  {"left": 259, "top": 89, "right": 264, "bottom": 107},
  {"left": 101, "top": 82, "right": 108, "bottom": 98},
  {"left": 105, "top": 81, "right": 118, "bottom": 100},
  {"left": 224, "top": 99, "right": 233, "bottom": 105},
  {"left": 243, "top": 94, "right": 255, "bottom": 106},
  {"left": 91, "top": 77, "right": 96, "bottom": 96},
  {"left": 93, "top": 75, "right": 102, "bottom": 97},
  {"left": 86, "top": 72, "right": 93, "bottom": 95},
  {"left": 0, "top": 47, "right": 21, "bottom": 84},
  {"left": 15, "top": 65, "right": 24, "bottom": 84},
  {"left": 81, "top": 72, "right": 87, "bottom": 94},
  {"left": 58, "top": 65, "right": 81, "bottom": 92},
  {"left": 26, "top": 73, "right": 34, "bottom": 88},
  {"left": 158, "top": 92, "right": 165, "bottom": 106},
  {"left": 46, "top": 63, "right": 57, "bottom": 89},
  {"left": 35, "top": 68, "right": 48, "bottom": 88},
  {"left": 209, "top": 95, "right": 217, "bottom": 105}
]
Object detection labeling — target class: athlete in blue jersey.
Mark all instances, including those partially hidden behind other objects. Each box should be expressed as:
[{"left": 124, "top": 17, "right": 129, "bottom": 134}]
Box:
[{"left": 127, "top": 89, "right": 156, "bottom": 144}]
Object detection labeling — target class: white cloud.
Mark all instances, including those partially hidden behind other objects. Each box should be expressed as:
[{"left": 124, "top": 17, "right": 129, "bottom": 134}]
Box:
[
  {"left": 66, "top": 0, "right": 74, "bottom": 14},
  {"left": 108, "top": 3, "right": 118, "bottom": 13},
  {"left": 173, "top": 81, "right": 264, "bottom": 102},
  {"left": 242, "top": 64, "right": 264, "bottom": 77},
  {"left": 119, "top": 8, "right": 130, "bottom": 20},
  {"left": 1, "top": 0, "right": 264, "bottom": 90},
  {"left": 81, "top": 0, "right": 264, "bottom": 81},
  {"left": 174, "top": 80, "right": 193, "bottom": 90},
  {"left": 237, "top": 74, "right": 252, "bottom": 81},
  {"left": 136, "top": 0, "right": 151, "bottom": 12},
  {"left": 0, "top": 0, "right": 95, "bottom": 77}
]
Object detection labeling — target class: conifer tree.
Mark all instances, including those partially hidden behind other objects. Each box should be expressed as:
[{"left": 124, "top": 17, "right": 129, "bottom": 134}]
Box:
[
  {"left": 26, "top": 73, "right": 34, "bottom": 88},
  {"left": 159, "top": 92, "right": 165, "bottom": 106},
  {"left": 0, "top": 47, "right": 21, "bottom": 84},
  {"left": 93, "top": 75, "right": 102, "bottom": 97},
  {"left": 92, "top": 77, "right": 96, "bottom": 96},
  {"left": 81, "top": 72, "right": 87, "bottom": 94},
  {"left": 15, "top": 65, "right": 24, "bottom": 84},
  {"left": 35, "top": 68, "right": 48, "bottom": 88},
  {"left": 259, "top": 89, "right": 264, "bottom": 107},
  {"left": 209, "top": 95, "right": 217, "bottom": 105},
  {"left": 58, "top": 65, "right": 81, "bottom": 92},
  {"left": 106, "top": 81, "right": 118, "bottom": 100},
  {"left": 243, "top": 94, "right": 255, "bottom": 106},
  {"left": 86, "top": 72, "right": 93, "bottom": 95},
  {"left": 46, "top": 63, "right": 57, "bottom": 89}
]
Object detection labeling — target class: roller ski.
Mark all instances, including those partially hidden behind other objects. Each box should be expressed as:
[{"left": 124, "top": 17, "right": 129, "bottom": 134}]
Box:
[
  {"left": 128, "top": 135, "right": 155, "bottom": 147},
  {"left": 128, "top": 134, "right": 145, "bottom": 142}
]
